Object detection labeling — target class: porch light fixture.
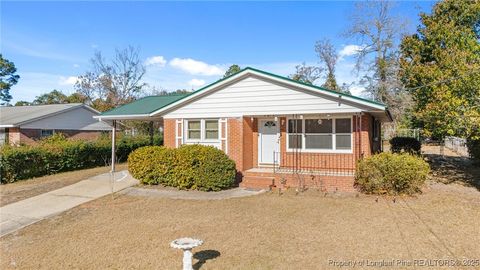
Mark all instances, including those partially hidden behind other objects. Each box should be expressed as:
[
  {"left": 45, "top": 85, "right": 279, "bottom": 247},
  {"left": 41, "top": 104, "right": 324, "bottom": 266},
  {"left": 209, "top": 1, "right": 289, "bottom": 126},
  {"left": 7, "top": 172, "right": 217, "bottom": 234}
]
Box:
[{"left": 274, "top": 116, "right": 278, "bottom": 121}]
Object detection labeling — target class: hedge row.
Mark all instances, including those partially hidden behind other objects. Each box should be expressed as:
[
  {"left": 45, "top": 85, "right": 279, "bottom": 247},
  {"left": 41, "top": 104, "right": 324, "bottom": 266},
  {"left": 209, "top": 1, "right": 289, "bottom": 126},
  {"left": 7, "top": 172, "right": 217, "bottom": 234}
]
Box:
[
  {"left": 0, "top": 134, "right": 162, "bottom": 183},
  {"left": 355, "top": 152, "right": 430, "bottom": 195},
  {"left": 128, "top": 144, "right": 236, "bottom": 191}
]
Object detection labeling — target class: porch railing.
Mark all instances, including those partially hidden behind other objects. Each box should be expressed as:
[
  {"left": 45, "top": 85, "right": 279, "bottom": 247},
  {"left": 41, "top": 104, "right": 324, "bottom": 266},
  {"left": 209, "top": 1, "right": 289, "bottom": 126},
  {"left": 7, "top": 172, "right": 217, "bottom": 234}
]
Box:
[{"left": 272, "top": 151, "right": 357, "bottom": 176}]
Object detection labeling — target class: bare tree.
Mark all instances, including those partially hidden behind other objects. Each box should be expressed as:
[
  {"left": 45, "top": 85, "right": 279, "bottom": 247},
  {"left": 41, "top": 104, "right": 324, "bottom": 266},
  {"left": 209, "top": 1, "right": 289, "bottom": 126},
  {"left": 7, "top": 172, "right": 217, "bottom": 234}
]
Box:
[
  {"left": 290, "top": 62, "right": 323, "bottom": 85},
  {"left": 75, "top": 46, "right": 147, "bottom": 111},
  {"left": 315, "top": 38, "right": 340, "bottom": 91},
  {"left": 345, "top": 0, "right": 409, "bottom": 121}
]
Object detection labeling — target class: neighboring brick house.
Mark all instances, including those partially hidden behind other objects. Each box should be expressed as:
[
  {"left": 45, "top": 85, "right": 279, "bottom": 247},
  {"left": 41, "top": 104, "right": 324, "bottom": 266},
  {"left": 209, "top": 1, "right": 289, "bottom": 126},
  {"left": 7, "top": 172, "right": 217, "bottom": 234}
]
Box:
[
  {"left": 97, "top": 67, "right": 392, "bottom": 192},
  {"left": 0, "top": 103, "right": 111, "bottom": 145}
]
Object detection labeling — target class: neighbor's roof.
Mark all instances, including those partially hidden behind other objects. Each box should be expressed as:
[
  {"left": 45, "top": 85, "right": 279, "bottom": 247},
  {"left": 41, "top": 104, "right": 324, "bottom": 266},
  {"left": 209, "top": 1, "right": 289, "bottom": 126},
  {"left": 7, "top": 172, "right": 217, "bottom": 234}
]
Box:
[
  {"left": 98, "top": 94, "right": 188, "bottom": 118},
  {"left": 0, "top": 103, "right": 95, "bottom": 127},
  {"left": 96, "top": 67, "right": 392, "bottom": 121}
]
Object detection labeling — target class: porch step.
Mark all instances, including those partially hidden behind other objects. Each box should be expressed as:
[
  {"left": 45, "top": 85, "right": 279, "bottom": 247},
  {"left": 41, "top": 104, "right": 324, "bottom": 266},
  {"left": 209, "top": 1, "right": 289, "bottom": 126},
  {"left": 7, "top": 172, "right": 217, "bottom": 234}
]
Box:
[
  {"left": 243, "top": 171, "right": 276, "bottom": 178},
  {"left": 240, "top": 176, "right": 275, "bottom": 190}
]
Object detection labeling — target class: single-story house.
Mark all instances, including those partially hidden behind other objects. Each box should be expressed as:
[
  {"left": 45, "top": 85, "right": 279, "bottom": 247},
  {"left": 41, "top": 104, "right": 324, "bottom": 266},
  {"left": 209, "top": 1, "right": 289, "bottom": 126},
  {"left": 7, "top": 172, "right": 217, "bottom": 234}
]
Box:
[
  {"left": 0, "top": 103, "right": 111, "bottom": 145},
  {"left": 96, "top": 67, "right": 392, "bottom": 191}
]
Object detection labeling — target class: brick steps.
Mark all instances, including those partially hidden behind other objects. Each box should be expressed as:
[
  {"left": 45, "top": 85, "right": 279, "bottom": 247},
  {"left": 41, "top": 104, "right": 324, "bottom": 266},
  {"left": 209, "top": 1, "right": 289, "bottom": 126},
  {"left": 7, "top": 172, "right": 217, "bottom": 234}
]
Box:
[{"left": 240, "top": 175, "right": 275, "bottom": 190}]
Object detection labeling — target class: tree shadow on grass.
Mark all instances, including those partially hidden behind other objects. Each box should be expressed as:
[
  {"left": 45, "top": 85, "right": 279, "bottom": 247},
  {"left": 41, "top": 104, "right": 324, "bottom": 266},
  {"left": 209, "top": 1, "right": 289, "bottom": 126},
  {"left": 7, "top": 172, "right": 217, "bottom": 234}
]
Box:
[
  {"left": 424, "top": 153, "right": 480, "bottom": 191},
  {"left": 193, "top": 250, "right": 221, "bottom": 270}
]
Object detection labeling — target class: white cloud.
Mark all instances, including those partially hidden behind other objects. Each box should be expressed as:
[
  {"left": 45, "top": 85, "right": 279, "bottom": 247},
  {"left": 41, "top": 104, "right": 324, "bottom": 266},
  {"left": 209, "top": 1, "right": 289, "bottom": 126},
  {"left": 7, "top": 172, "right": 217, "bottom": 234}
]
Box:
[
  {"left": 349, "top": 85, "right": 365, "bottom": 96},
  {"left": 59, "top": 76, "right": 78, "bottom": 85},
  {"left": 145, "top": 56, "right": 167, "bottom": 67},
  {"left": 187, "top": 78, "right": 206, "bottom": 88},
  {"left": 73, "top": 64, "right": 80, "bottom": 68},
  {"left": 170, "top": 58, "right": 224, "bottom": 76},
  {"left": 339, "top": 44, "right": 364, "bottom": 58}
]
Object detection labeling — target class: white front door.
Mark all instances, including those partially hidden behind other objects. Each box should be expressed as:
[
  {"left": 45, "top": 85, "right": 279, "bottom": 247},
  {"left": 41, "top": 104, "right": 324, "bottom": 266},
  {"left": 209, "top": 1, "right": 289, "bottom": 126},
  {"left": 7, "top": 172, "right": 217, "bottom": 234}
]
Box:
[{"left": 258, "top": 120, "right": 280, "bottom": 165}]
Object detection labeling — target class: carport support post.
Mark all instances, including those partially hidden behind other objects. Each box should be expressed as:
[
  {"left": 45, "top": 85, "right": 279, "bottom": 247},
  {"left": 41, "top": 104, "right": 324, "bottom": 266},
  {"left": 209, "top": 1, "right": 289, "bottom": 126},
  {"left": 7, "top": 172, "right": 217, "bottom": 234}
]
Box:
[
  {"left": 110, "top": 120, "right": 117, "bottom": 198},
  {"left": 149, "top": 121, "right": 154, "bottom": 145},
  {"left": 111, "top": 120, "right": 116, "bottom": 174}
]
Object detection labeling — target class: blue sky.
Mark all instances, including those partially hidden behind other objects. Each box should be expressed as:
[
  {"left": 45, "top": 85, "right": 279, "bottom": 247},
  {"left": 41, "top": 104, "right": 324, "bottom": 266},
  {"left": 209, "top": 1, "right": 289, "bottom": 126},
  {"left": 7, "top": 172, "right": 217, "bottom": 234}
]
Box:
[{"left": 2, "top": 1, "right": 434, "bottom": 103}]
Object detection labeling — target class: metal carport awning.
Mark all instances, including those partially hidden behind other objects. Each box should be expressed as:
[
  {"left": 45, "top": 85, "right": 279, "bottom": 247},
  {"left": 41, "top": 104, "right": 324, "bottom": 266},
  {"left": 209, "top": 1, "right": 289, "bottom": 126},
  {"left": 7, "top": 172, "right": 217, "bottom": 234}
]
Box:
[{"left": 93, "top": 94, "right": 188, "bottom": 175}]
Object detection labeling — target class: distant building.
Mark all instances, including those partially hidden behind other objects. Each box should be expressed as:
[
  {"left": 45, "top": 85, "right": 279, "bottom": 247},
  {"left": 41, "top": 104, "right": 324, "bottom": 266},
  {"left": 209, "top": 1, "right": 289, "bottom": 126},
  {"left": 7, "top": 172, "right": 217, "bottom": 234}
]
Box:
[{"left": 0, "top": 103, "right": 111, "bottom": 145}]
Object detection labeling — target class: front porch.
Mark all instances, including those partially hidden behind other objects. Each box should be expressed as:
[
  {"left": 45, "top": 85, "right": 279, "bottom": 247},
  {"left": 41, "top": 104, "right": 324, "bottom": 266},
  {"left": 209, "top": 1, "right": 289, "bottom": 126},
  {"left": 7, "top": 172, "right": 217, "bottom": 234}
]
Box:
[{"left": 240, "top": 167, "right": 356, "bottom": 192}]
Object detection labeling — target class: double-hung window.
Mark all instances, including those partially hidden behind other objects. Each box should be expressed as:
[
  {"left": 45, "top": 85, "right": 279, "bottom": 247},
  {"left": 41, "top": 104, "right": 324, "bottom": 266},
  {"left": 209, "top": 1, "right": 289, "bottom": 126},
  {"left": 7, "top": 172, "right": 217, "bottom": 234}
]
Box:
[
  {"left": 41, "top": 129, "right": 54, "bottom": 138},
  {"left": 287, "top": 117, "right": 352, "bottom": 152},
  {"left": 287, "top": 119, "right": 302, "bottom": 149},
  {"left": 186, "top": 119, "right": 219, "bottom": 141},
  {"left": 205, "top": 120, "right": 219, "bottom": 140},
  {"left": 305, "top": 119, "right": 333, "bottom": 149},
  {"left": 335, "top": 118, "right": 352, "bottom": 150},
  {"left": 187, "top": 120, "right": 201, "bottom": 140}
]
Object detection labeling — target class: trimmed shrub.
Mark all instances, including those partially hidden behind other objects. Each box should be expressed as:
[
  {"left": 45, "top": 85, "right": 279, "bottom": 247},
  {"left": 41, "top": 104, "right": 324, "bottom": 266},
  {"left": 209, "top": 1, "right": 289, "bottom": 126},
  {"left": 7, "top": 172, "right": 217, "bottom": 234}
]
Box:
[
  {"left": 0, "top": 135, "right": 159, "bottom": 183},
  {"left": 174, "top": 145, "right": 236, "bottom": 191},
  {"left": 355, "top": 152, "right": 430, "bottom": 195},
  {"left": 467, "top": 138, "right": 480, "bottom": 162},
  {"left": 390, "top": 136, "right": 421, "bottom": 155},
  {"left": 128, "top": 144, "right": 236, "bottom": 191},
  {"left": 128, "top": 146, "right": 175, "bottom": 185}
]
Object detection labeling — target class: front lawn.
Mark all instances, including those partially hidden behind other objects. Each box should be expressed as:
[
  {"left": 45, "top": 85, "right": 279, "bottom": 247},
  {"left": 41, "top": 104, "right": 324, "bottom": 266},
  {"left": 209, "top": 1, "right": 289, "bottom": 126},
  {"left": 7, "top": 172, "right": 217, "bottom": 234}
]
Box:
[{"left": 1, "top": 184, "right": 479, "bottom": 269}]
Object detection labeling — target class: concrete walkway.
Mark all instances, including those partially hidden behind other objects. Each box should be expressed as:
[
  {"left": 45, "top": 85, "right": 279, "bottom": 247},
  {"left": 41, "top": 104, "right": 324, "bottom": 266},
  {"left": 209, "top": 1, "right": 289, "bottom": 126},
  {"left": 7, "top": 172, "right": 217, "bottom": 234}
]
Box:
[
  {"left": 0, "top": 170, "right": 137, "bottom": 237},
  {"left": 122, "top": 186, "right": 265, "bottom": 200}
]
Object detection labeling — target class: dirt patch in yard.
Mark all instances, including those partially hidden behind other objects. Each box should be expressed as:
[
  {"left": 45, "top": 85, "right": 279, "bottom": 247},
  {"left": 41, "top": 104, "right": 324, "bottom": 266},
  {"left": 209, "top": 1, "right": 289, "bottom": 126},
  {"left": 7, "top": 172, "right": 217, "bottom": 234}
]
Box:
[
  {"left": 0, "top": 164, "right": 127, "bottom": 206},
  {"left": 1, "top": 183, "right": 479, "bottom": 269},
  {"left": 422, "top": 145, "right": 480, "bottom": 191}
]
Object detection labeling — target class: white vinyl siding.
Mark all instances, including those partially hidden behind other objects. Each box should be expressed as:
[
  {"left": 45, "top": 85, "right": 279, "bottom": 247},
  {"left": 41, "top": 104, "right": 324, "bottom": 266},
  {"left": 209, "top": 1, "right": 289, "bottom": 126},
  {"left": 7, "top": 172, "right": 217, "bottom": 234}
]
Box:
[
  {"left": 164, "top": 76, "right": 362, "bottom": 119},
  {"left": 287, "top": 116, "right": 353, "bottom": 153}
]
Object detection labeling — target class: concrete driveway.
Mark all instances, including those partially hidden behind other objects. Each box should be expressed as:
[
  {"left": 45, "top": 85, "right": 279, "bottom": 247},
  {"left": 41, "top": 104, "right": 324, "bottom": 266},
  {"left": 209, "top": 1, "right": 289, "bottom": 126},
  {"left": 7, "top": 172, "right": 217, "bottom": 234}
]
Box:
[{"left": 0, "top": 170, "right": 138, "bottom": 237}]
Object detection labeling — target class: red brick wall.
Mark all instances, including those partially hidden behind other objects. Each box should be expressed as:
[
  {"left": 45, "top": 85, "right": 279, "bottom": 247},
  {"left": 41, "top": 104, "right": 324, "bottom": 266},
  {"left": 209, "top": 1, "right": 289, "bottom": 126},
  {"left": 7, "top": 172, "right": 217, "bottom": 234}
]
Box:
[
  {"left": 242, "top": 117, "right": 254, "bottom": 171},
  {"left": 276, "top": 115, "right": 374, "bottom": 172},
  {"left": 228, "top": 118, "right": 244, "bottom": 171},
  {"left": 58, "top": 130, "right": 105, "bottom": 141},
  {"left": 274, "top": 173, "right": 355, "bottom": 193},
  {"left": 9, "top": 128, "right": 107, "bottom": 144},
  {"left": 163, "top": 119, "right": 176, "bottom": 148},
  {"left": 163, "top": 114, "right": 374, "bottom": 176},
  {"left": 6, "top": 128, "right": 107, "bottom": 146},
  {"left": 7, "top": 127, "right": 21, "bottom": 145}
]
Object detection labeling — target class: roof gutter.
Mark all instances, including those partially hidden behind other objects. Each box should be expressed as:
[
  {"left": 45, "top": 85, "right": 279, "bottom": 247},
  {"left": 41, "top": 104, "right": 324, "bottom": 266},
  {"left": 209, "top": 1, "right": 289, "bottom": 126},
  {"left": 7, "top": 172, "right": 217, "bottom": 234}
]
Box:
[{"left": 93, "top": 114, "right": 153, "bottom": 121}]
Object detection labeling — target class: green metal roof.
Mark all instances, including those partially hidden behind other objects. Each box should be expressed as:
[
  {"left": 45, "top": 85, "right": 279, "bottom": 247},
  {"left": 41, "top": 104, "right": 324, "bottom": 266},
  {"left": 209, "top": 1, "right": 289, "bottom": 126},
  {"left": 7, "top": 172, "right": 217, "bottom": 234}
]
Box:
[{"left": 101, "top": 94, "right": 187, "bottom": 116}]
